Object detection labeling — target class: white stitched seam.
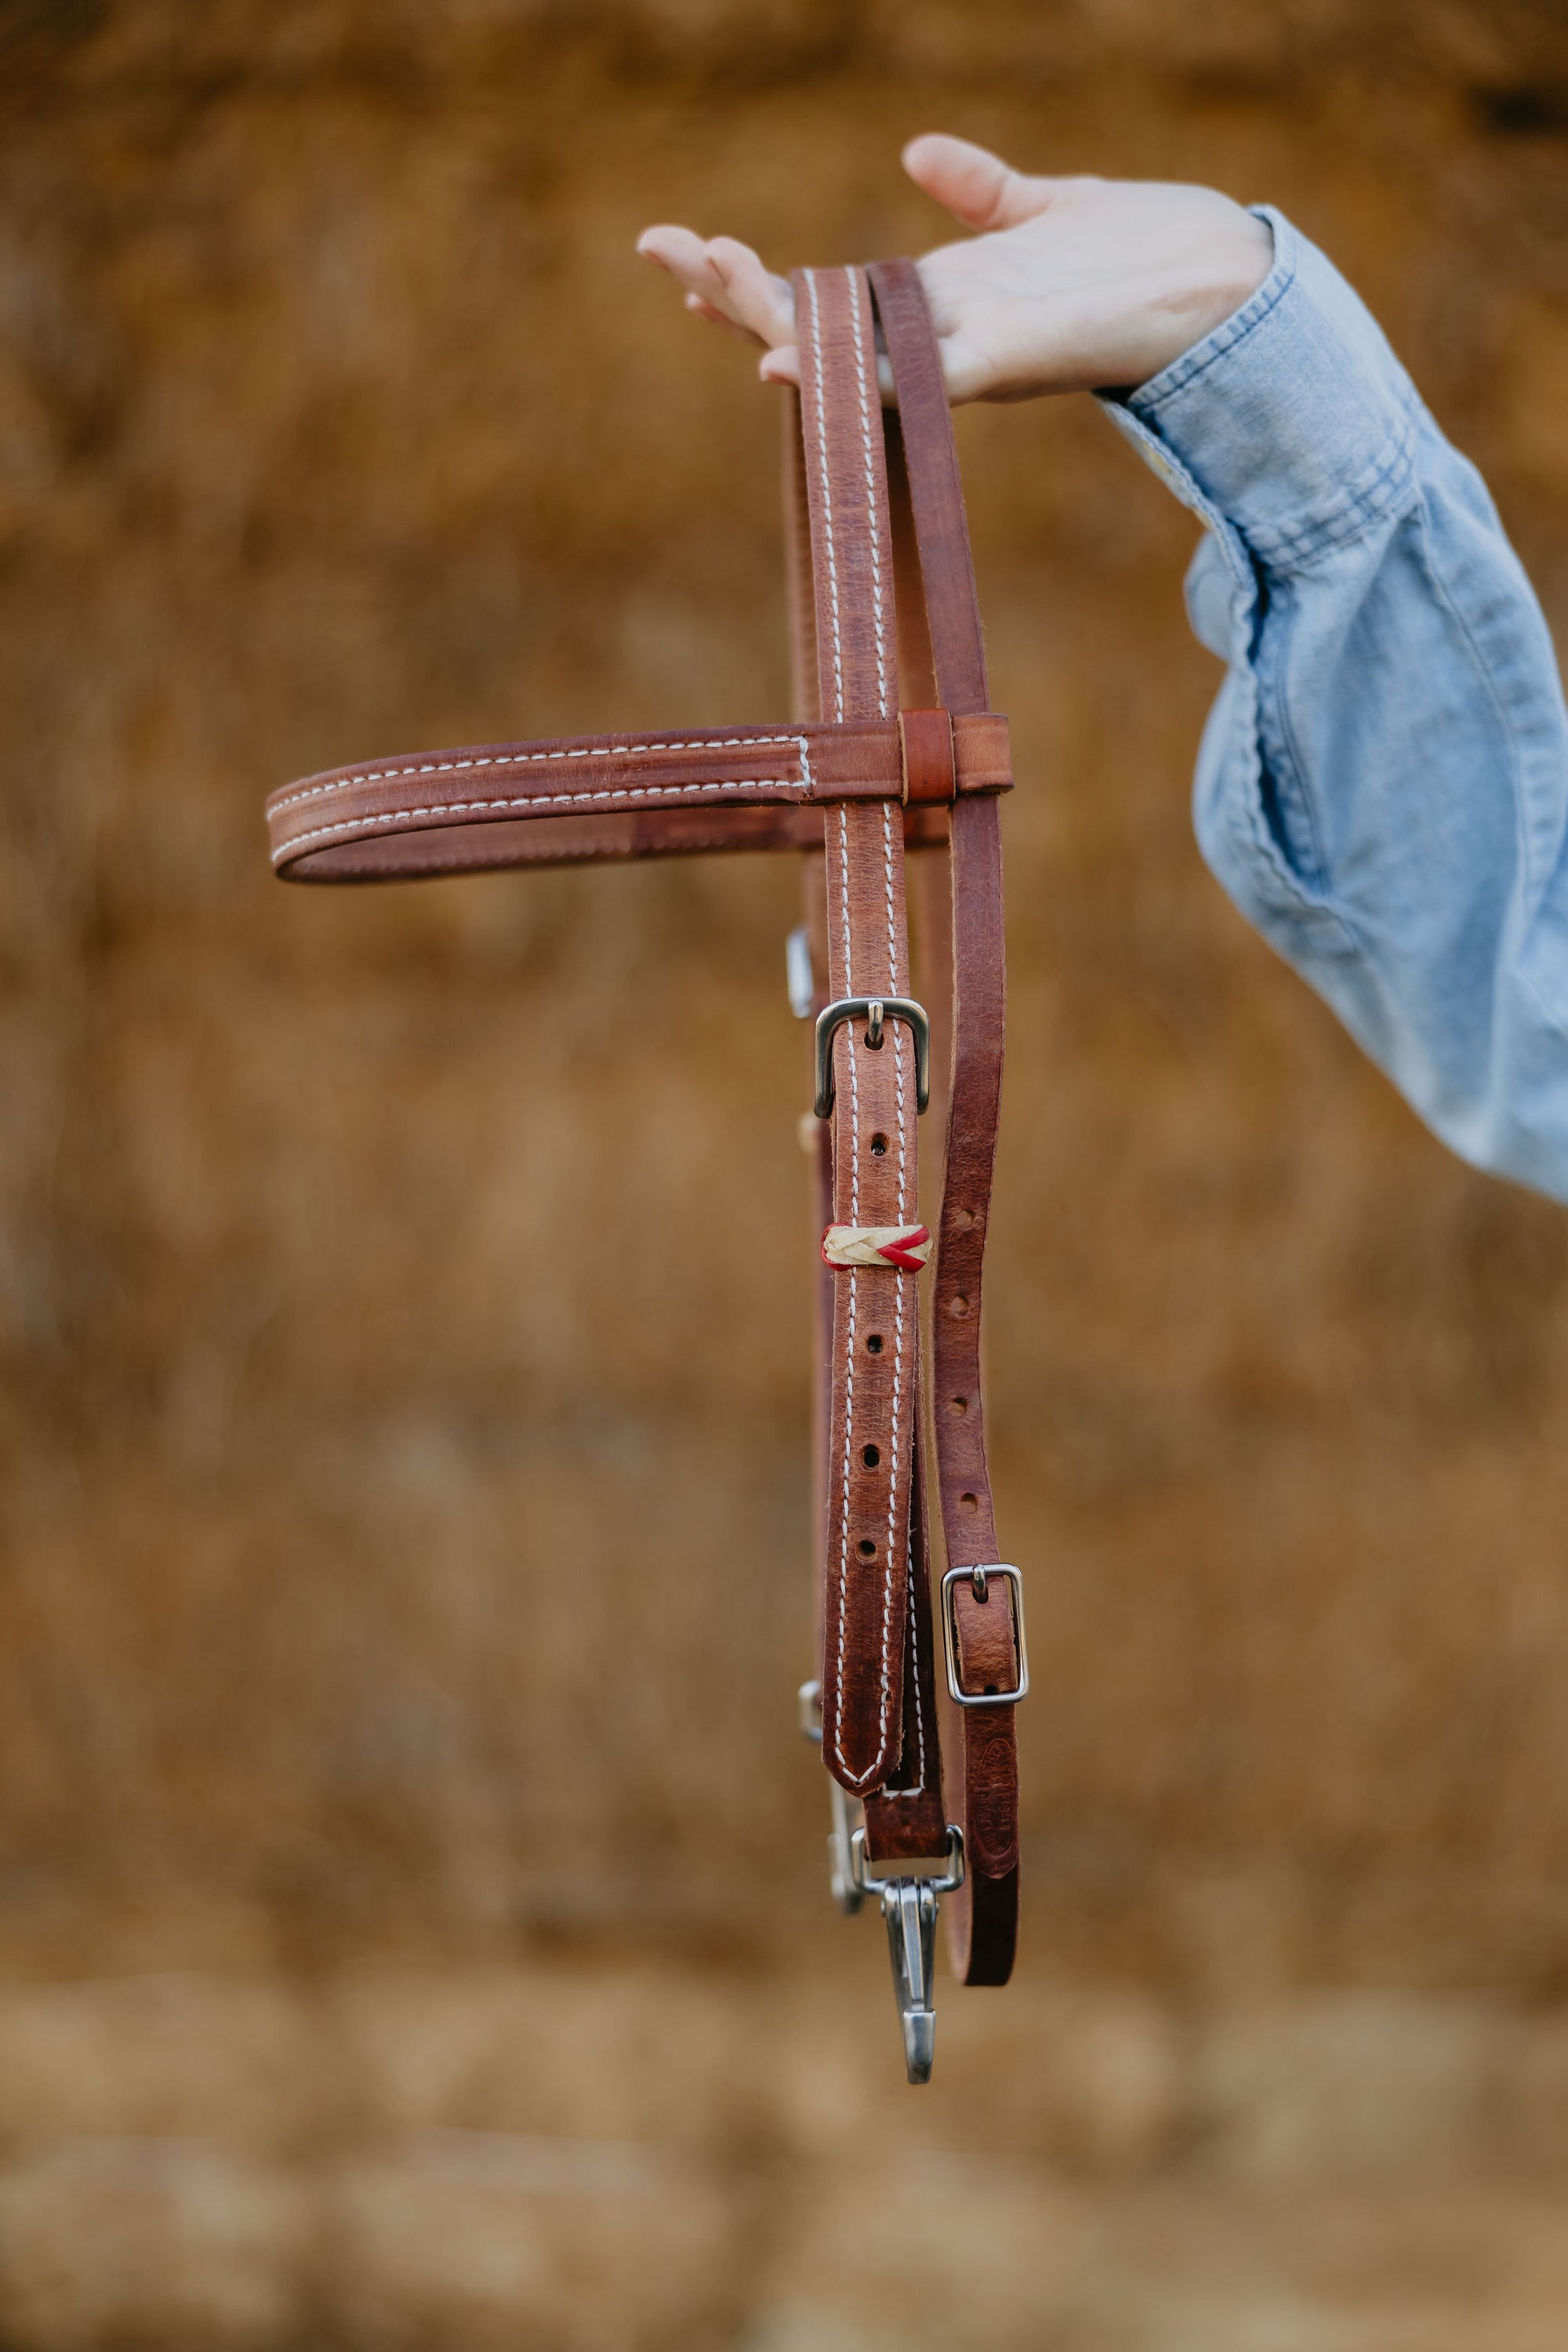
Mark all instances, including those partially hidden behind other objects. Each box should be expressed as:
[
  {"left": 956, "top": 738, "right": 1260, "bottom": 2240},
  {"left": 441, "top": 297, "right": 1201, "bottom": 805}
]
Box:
[
  {"left": 848, "top": 265, "right": 892, "bottom": 721},
  {"left": 884, "top": 800, "right": 909, "bottom": 1788},
  {"left": 270, "top": 735, "right": 807, "bottom": 815},
  {"left": 831, "top": 819, "right": 897, "bottom": 1792},
  {"left": 831, "top": 810, "right": 860, "bottom": 1784},
  {"left": 861, "top": 285, "right": 906, "bottom": 1788},
  {"left": 902, "top": 1511, "right": 927, "bottom": 1794},
  {"left": 803, "top": 270, "right": 845, "bottom": 723},
  {"left": 882, "top": 801, "right": 907, "bottom": 1225},
  {"left": 840, "top": 807, "right": 857, "bottom": 1210},
  {"left": 884, "top": 1151, "right": 906, "bottom": 1769},
  {"left": 274, "top": 779, "right": 798, "bottom": 862}
]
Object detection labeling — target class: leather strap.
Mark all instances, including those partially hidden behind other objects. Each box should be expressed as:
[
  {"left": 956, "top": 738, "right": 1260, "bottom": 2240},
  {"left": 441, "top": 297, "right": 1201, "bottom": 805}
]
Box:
[
  {"left": 267, "top": 715, "right": 1009, "bottom": 880},
  {"left": 860, "top": 407, "right": 950, "bottom": 1867},
  {"left": 869, "top": 256, "right": 1020, "bottom": 1984},
  {"left": 792, "top": 261, "right": 917, "bottom": 1798}
]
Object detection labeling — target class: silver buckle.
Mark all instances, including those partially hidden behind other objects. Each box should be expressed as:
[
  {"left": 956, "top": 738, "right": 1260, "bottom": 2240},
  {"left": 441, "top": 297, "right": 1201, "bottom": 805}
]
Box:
[
  {"left": 939, "top": 1564, "right": 1029, "bottom": 1707},
  {"left": 849, "top": 1826, "right": 965, "bottom": 2085},
  {"left": 785, "top": 925, "right": 815, "bottom": 1019},
  {"left": 797, "top": 1680, "right": 864, "bottom": 1915},
  {"left": 813, "top": 996, "right": 931, "bottom": 1118}
]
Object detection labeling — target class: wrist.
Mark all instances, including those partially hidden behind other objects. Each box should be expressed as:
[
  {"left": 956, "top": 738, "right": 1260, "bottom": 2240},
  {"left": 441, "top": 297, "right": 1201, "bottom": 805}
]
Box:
[
  {"left": 1119, "top": 210, "right": 1420, "bottom": 572},
  {"left": 1156, "top": 215, "right": 1276, "bottom": 383}
]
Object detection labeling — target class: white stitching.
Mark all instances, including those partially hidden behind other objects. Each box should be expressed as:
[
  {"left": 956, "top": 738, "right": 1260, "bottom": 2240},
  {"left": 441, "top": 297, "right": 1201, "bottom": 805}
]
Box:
[
  {"left": 274, "top": 778, "right": 797, "bottom": 862},
  {"left": 847, "top": 265, "right": 892, "bottom": 721},
  {"left": 815, "top": 280, "right": 895, "bottom": 1794},
  {"left": 270, "top": 735, "right": 807, "bottom": 815},
  {"left": 832, "top": 805, "right": 862, "bottom": 1782},
  {"left": 901, "top": 1508, "right": 927, "bottom": 1795},
  {"left": 880, "top": 801, "right": 906, "bottom": 1759},
  {"left": 882, "top": 800, "right": 907, "bottom": 1224},
  {"left": 802, "top": 270, "right": 845, "bottom": 723}
]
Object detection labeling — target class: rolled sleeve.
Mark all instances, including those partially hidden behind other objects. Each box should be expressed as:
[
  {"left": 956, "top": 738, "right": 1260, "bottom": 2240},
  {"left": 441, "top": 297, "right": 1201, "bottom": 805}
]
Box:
[
  {"left": 1123, "top": 210, "right": 1421, "bottom": 573},
  {"left": 1095, "top": 209, "right": 1568, "bottom": 1204}
]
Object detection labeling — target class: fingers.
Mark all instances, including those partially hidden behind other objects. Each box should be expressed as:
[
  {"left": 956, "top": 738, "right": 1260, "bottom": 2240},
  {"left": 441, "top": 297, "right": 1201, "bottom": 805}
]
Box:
[
  {"left": 703, "top": 236, "right": 796, "bottom": 346},
  {"left": 925, "top": 327, "right": 986, "bottom": 407},
  {"left": 902, "top": 133, "right": 1059, "bottom": 232},
  {"left": 637, "top": 222, "right": 710, "bottom": 281},
  {"left": 637, "top": 225, "right": 796, "bottom": 350},
  {"left": 684, "top": 292, "right": 761, "bottom": 345}
]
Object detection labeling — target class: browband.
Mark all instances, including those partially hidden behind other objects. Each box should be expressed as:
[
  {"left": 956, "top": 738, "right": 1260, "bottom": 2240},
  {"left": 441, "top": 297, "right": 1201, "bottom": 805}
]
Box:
[
  {"left": 267, "top": 713, "right": 1011, "bottom": 880},
  {"left": 264, "top": 253, "right": 1025, "bottom": 2082}
]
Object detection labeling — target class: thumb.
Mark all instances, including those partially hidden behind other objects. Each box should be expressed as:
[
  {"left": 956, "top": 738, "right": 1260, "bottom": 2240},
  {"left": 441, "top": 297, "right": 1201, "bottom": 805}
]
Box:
[{"left": 902, "top": 133, "right": 1058, "bottom": 232}]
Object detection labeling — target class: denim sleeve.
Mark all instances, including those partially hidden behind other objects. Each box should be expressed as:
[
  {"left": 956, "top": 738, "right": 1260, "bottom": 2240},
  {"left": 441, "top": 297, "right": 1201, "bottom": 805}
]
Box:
[{"left": 1102, "top": 209, "right": 1568, "bottom": 1203}]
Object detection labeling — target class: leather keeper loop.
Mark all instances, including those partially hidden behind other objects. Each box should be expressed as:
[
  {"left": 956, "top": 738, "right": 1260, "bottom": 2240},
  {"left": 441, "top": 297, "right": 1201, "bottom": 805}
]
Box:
[{"left": 899, "top": 707, "right": 956, "bottom": 807}]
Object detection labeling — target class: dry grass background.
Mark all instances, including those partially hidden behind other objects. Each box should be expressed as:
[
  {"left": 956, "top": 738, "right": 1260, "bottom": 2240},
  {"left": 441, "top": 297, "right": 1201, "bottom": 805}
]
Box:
[{"left": 2, "top": 1, "right": 1568, "bottom": 2343}]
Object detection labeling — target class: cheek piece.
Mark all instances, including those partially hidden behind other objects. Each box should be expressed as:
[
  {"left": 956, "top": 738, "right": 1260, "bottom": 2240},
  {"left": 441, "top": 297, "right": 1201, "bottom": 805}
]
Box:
[{"left": 265, "top": 258, "right": 1026, "bottom": 2084}]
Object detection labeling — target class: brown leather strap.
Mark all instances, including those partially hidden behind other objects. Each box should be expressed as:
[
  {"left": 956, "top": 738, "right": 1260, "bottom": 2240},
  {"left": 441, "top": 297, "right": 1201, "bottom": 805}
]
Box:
[
  {"left": 792, "top": 260, "right": 918, "bottom": 1798},
  {"left": 267, "top": 714, "right": 1009, "bottom": 880},
  {"left": 782, "top": 387, "right": 821, "bottom": 728},
  {"left": 861, "top": 406, "right": 949, "bottom": 1866},
  {"left": 870, "top": 256, "right": 1021, "bottom": 1984},
  {"left": 861, "top": 1392, "right": 949, "bottom": 1859}
]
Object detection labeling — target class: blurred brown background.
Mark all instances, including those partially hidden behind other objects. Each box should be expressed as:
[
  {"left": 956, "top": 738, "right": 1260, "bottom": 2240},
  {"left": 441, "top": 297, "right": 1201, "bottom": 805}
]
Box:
[{"left": 2, "top": 1, "right": 1568, "bottom": 2343}]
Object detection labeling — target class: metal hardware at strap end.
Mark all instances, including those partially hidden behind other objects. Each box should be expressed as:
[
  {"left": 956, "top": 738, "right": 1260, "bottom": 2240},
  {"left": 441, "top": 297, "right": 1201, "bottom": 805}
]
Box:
[
  {"left": 848, "top": 1822, "right": 965, "bottom": 1900},
  {"left": 887, "top": 1881, "right": 938, "bottom": 2082},
  {"left": 798, "top": 1682, "right": 865, "bottom": 1915},
  {"left": 940, "top": 1564, "right": 1029, "bottom": 1708},
  {"left": 785, "top": 926, "right": 815, "bottom": 1019},
  {"left": 848, "top": 1826, "right": 965, "bottom": 2085},
  {"left": 814, "top": 996, "right": 931, "bottom": 1120}
]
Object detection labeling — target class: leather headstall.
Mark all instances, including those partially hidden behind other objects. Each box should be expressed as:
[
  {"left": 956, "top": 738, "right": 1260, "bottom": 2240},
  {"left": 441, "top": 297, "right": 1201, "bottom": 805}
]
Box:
[{"left": 265, "top": 257, "right": 1025, "bottom": 2083}]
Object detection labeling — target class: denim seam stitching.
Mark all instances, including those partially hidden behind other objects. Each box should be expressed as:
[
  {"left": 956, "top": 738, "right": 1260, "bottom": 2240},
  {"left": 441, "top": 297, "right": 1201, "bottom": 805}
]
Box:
[
  {"left": 1218, "top": 673, "right": 1360, "bottom": 956},
  {"left": 1254, "top": 576, "right": 1333, "bottom": 895},
  {"left": 1411, "top": 483, "right": 1537, "bottom": 912},
  {"left": 1242, "top": 405, "right": 1421, "bottom": 573}
]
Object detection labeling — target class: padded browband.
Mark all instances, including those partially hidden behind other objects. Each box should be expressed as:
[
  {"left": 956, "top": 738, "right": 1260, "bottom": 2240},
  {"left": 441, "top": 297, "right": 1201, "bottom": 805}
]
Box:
[{"left": 267, "top": 711, "right": 1011, "bottom": 880}]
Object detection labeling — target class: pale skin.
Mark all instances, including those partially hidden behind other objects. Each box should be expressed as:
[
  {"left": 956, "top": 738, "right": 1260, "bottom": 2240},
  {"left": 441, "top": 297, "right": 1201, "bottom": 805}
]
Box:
[{"left": 637, "top": 132, "right": 1274, "bottom": 404}]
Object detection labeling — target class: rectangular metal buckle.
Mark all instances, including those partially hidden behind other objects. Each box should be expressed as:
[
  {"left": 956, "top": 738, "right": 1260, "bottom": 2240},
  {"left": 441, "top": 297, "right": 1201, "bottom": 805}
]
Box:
[
  {"left": 813, "top": 996, "right": 931, "bottom": 1119},
  {"left": 939, "top": 1564, "right": 1029, "bottom": 1707}
]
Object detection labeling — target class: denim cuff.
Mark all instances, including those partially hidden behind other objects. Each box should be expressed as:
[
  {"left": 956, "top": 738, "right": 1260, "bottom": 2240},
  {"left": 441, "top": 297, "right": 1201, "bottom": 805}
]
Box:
[{"left": 1117, "top": 209, "right": 1421, "bottom": 572}]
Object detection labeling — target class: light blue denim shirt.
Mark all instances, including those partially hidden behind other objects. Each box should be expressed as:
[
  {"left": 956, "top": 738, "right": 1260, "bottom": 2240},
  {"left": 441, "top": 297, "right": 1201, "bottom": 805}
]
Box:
[{"left": 1102, "top": 208, "right": 1568, "bottom": 1203}]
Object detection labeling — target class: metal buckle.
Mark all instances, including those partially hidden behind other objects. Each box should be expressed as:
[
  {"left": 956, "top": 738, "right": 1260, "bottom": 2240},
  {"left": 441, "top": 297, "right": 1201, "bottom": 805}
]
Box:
[
  {"left": 813, "top": 996, "right": 931, "bottom": 1119},
  {"left": 939, "top": 1564, "right": 1029, "bottom": 1707},
  {"left": 848, "top": 1823, "right": 965, "bottom": 1899},
  {"left": 797, "top": 1681, "right": 864, "bottom": 1915},
  {"left": 848, "top": 1826, "right": 965, "bottom": 2086},
  {"left": 785, "top": 925, "right": 815, "bottom": 1019}
]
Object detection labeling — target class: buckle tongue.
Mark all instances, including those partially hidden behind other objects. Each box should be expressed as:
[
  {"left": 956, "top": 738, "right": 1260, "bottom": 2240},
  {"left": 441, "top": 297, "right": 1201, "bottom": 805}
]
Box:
[
  {"left": 940, "top": 1563, "right": 1029, "bottom": 1707},
  {"left": 813, "top": 996, "right": 931, "bottom": 1118}
]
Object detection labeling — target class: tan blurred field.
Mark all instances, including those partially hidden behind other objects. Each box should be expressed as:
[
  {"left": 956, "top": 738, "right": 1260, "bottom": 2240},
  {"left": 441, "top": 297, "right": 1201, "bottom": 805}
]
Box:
[{"left": 2, "top": 2, "right": 1568, "bottom": 2342}]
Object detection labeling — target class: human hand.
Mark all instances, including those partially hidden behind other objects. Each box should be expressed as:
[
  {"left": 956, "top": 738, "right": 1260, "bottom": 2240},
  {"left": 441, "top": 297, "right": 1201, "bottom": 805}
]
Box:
[{"left": 637, "top": 134, "right": 1273, "bottom": 403}]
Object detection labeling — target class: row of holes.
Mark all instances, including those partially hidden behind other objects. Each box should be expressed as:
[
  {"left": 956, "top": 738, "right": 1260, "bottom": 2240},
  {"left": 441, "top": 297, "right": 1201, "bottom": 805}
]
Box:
[
  {"left": 855, "top": 1490, "right": 982, "bottom": 1561},
  {"left": 866, "top": 1313, "right": 965, "bottom": 1356}
]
